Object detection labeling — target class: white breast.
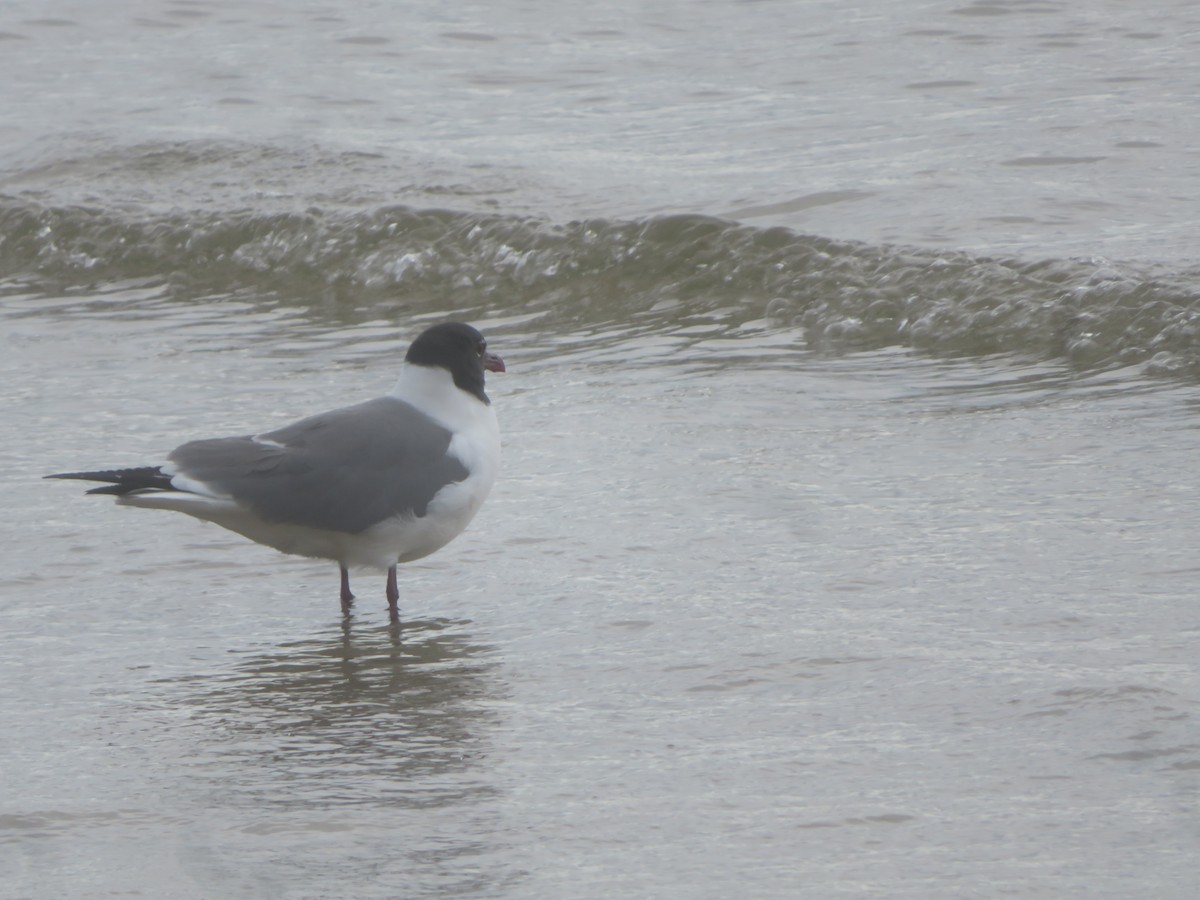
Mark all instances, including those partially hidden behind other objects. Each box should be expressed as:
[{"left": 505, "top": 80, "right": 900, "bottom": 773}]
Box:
[{"left": 358, "top": 362, "right": 502, "bottom": 566}]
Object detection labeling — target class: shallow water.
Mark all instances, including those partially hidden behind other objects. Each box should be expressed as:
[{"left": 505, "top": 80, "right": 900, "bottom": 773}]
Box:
[
  {"left": 2, "top": 1, "right": 1199, "bottom": 897},
  {"left": 5, "top": 287, "right": 1198, "bottom": 897}
]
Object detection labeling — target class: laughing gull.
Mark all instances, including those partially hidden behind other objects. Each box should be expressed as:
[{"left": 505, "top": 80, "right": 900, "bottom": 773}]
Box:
[{"left": 47, "top": 321, "right": 505, "bottom": 621}]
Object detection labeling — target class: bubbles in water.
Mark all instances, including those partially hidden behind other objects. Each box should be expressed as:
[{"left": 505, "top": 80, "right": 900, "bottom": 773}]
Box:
[{"left": 765, "top": 297, "right": 793, "bottom": 323}]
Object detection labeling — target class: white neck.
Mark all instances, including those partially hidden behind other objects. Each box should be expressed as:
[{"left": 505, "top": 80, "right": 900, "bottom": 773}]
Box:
[{"left": 389, "top": 363, "right": 491, "bottom": 433}]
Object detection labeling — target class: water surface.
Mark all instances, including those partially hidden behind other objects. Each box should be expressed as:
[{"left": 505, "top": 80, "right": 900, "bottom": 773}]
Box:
[{"left": 2, "top": 1, "right": 1199, "bottom": 897}]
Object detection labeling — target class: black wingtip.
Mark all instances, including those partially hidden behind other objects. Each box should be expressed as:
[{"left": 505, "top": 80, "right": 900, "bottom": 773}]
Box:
[
  {"left": 83, "top": 483, "right": 137, "bottom": 495},
  {"left": 44, "top": 467, "right": 174, "bottom": 495}
]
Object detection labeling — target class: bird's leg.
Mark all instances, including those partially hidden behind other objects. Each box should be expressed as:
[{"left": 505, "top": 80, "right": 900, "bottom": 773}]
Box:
[
  {"left": 386, "top": 565, "right": 400, "bottom": 622},
  {"left": 339, "top": 564, "right": 354, "bottom": 616}
]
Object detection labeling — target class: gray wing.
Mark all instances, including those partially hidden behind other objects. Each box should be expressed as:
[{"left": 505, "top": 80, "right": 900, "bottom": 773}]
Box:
[{"left": 168, "top": 397, "right": 469, "bottom": 534}]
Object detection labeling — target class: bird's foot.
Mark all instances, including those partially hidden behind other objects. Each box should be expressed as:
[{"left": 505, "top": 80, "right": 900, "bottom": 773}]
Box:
[
  {"left": 386, "top": 565, "right": 400, "bottom": 623},
  {"left": 339, "top": 565, "right": 355, "bottom": 616}
]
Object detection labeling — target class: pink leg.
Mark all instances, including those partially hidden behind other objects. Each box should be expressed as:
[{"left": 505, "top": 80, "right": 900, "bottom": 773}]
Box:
[
  {"left": 340, "top": 564, "right": 354, "bottom": 615},
  {"left": 386, "top": 565, "right": 399, "bottom": 621}
]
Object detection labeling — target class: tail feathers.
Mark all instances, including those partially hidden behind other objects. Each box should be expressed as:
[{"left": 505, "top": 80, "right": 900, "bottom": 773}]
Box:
[{"left": 45, "top": 466, "right": 176, "bottom": 495}]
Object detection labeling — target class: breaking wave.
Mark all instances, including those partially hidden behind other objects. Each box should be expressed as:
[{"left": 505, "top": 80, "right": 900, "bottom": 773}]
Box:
[{"left": 3, "top": 190, "right": 1200, "bottom": 379}]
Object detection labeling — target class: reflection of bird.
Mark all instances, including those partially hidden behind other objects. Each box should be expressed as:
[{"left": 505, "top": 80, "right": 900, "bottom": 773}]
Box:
[{"left": 47, "top": 322, "right": 505, "bottom": 620}]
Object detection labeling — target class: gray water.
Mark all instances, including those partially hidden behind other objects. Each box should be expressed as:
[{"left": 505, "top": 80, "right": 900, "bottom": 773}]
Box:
[{"left": 2, "top": 1, "right": 1199, "bottom": 898}]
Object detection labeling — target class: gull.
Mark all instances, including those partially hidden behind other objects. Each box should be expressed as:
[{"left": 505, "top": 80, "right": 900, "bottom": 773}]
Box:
[{"left": 47, "top": 321, "right": 505, "bottom": 621}]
